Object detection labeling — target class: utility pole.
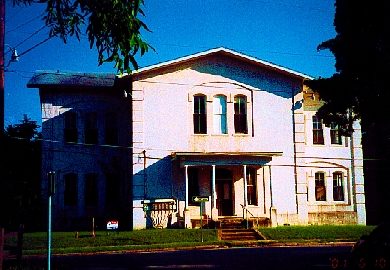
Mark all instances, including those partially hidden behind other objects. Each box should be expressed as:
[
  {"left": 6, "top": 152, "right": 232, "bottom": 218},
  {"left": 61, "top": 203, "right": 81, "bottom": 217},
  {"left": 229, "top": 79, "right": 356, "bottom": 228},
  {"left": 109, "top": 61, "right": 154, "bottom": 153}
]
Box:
[{"left": 0, "top": 0, "right": 5, "bottom": 135}]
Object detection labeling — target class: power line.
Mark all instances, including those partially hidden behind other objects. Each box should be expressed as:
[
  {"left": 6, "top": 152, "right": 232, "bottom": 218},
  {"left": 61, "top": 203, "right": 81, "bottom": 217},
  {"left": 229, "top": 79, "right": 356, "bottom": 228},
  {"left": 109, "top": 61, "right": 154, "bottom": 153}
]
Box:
[{"left": 6, "top": 12, "right": 44, "bottom": 34}]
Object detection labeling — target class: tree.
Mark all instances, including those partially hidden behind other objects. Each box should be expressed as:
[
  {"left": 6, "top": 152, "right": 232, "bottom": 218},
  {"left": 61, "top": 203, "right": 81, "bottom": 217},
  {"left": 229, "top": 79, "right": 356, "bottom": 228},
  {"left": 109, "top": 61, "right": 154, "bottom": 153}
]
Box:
[
  {"left": 13, "top": 0, "right": 152, "bottom": 73},
  {"left": 306, "top": 1, "right": 390, "bottom": 224},
  {"left": 0, "top": 115, "right": 43, "bottom": 230}
]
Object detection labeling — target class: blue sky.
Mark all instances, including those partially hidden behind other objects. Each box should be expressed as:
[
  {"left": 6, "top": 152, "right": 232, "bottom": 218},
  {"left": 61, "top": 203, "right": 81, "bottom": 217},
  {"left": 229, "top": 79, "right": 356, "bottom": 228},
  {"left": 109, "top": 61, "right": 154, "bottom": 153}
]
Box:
[{"left": 5, "top": 0, "right": 336, "bottom": 126}]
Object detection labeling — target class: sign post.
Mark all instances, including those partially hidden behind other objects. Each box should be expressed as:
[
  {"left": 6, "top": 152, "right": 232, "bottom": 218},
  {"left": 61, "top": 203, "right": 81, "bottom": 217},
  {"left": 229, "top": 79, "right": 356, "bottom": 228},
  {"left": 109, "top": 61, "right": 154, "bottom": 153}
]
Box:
[
  {"left": 192, "top": 196, "right": 209, "bottom": 242},
  {"left": 47, "top": 171, "right": 55, "bottom": 270}
]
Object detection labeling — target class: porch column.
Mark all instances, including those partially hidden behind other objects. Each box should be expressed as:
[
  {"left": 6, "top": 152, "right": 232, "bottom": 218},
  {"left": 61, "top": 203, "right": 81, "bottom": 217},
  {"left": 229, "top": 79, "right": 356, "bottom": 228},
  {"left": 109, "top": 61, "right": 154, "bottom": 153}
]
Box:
[
  {"left": 184, "top": 165, "right": 191, "bottom": 228},
  {"left": 243, "top": 165, "right": 248, "bottom": 207},
  {"left": 211, "top": 165, "right": 218, "bottom": 221},
  {"left": 185, "top": 165, "right": 189, "bottom": 209}
]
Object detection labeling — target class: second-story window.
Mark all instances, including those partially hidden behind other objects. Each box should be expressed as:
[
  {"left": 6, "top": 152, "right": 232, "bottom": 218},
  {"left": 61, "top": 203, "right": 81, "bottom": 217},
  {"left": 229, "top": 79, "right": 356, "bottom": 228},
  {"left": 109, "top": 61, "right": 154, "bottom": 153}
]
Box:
[
  {"left": 64, "top": 111, "right": 78, "bottom": 143},
  {"left": 105, "top": 112, "right": 118, "bottom": 145},
  {"left": 193, "top": 95, "right": 207, "bottom": 134},
  {"left": 234, "top": 95, "right": 248, "bottom": 134},
  {"left": 312, "top": 115, "right": 324, "bottom": 145},
  {"left": 213, "top": 95, "right": 227, "bottom": 134},
  {"left": 85, "top": 112, "right": 98, "bottom": 144},
  {"left": 330, "top": 122, "right": 342, "bottom": 145},
  {"left": 315, "top": 172, "right": 326, "bottom": 201}
]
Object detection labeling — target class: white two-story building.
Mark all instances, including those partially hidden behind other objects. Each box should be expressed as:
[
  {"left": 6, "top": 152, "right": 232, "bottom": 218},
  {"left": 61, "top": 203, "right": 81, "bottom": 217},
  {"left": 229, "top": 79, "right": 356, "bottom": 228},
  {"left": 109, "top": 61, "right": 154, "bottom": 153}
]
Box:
[{"left": 28, "top": 48, "right": 366, "bottom": 230}]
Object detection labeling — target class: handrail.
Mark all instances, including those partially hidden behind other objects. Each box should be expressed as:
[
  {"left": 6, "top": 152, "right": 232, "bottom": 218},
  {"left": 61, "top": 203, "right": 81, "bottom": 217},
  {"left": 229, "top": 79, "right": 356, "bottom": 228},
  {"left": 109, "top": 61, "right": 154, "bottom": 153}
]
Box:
[{"left": 240, "top": 204, "right": 259, "bottom": 229}]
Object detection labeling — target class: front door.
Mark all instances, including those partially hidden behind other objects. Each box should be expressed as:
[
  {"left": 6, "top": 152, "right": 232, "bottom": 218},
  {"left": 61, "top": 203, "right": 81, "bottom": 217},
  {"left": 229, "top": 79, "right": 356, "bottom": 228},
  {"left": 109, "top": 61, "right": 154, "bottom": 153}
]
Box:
[{"left": 215, "top": 169, "right": 233, "bottom": 216}]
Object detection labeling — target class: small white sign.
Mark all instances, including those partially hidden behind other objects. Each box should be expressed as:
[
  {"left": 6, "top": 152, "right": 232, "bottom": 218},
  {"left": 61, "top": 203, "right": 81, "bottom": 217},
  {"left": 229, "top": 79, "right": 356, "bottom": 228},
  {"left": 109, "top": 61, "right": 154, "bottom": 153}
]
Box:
[{"left": 106, "top": 220, "right": 119, "bottom": 230}]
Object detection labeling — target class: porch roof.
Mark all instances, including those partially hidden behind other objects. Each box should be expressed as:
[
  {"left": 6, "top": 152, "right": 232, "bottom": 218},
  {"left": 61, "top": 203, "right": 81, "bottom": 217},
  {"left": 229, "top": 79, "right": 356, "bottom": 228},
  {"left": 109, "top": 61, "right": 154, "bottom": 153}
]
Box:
[{"left": 171, "top": 151, "right": 282, "bottom": 166}]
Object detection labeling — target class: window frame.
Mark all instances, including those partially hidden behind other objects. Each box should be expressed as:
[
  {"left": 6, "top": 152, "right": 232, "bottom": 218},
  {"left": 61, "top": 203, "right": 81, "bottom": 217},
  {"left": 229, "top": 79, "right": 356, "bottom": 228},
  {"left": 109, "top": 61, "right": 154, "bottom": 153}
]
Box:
[
  {"left": 193, "top": 95, "right": 207, "bottom": 134},
  {"left": 64, "top": 111, "right": 78, "bottom": 143},
  {"left": 234, "top": 95, "right": 248, "bottom": 134},
  {"left": 330, "top": 122, "right": 342, "bottom": 145},
  {"left": 246, "top": 167, "right": 258, "bottom": 206},
  {"left": 85, "top": 173, "right": 98, "bottom": 207},
  {"left": 213, "top": 95, "right": 227, "bottom": 134},
  {"left": 104, "top": 112, "right": 119, "bottom": 145},
  {"left": 64, "top": 173, "right": 78, "bottom": 207},
  {"left": 333, "top": 172, "right": 345, "bottom": 201},
  {"left": 315, "top": 172, "right": 326, "bottom": 201},
  {"left": 312, "top": 115, "right": 324, "bottom": 145},
  {"left": 84, "top": 112, "right": 98, "bottom": 144}
]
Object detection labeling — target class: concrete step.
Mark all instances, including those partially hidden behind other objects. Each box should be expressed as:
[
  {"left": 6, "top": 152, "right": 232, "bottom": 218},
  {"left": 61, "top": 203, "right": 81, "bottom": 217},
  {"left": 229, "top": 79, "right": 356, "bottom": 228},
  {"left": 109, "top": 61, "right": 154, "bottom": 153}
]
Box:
[{"left": 220, "top": 229, "right": 263, "bottom": 241}]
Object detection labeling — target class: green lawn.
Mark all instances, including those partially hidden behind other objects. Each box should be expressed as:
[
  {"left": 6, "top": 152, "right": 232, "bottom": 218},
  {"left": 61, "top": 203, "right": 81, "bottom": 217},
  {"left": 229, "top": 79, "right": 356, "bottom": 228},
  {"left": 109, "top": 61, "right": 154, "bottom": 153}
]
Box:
[
  {"left": 18, "top": 229, "right": 219, "bottom": 255},
  {"left": 4, "top": 225, "right": 376, "bottom": 255},
  {"left": 258, "top": 225, "right": 376, "bottom": 242}
]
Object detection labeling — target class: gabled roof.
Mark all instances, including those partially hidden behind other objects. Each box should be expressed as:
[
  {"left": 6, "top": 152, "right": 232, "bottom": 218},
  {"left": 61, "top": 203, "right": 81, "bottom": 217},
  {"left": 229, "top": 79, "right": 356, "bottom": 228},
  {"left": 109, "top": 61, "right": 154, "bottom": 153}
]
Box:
[{"left": 133, "top": 47, "right": 313, "bottom": 80}]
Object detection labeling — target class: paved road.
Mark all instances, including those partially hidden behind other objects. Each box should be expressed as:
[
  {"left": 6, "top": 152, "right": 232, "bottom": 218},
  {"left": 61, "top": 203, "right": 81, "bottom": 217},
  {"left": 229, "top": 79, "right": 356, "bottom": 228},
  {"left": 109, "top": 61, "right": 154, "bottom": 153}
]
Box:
[{"left": 11, "top": 245, "right": 352, "bottom": 270}]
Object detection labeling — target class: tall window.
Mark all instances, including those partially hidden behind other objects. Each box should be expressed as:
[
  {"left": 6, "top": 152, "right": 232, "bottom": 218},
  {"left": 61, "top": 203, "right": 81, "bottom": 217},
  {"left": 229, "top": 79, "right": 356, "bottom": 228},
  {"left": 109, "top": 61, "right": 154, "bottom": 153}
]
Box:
[
  {"left": 333, "top": 172, "right": 344, "bottom": 201},
  {"left": 234, "top": 95, "right": 248, "bottom": 134},
  {"left": 193, "top": 95, "right": 207, "bottom": 134},
  {"left": 85, "top": 173, "right": 98, "bottom": 207},
  {"left": 84, "top": 112, "right": 98, "bottom": 144},
  {"left": 330, "top": 122, "right": 342, "bottom": 145},
  {"left": 105, "top": 173, "right": 120, "bottom": 211},
  {"left": 105, "top": 112, "right": 118, "bottom": 145},
  {"left": 246, "top": 167, "right": 257, "bottom": 205},
  {"left": 315, "top": 172, "right": 326, "bottom": 201},
  {"left": 213, "top": 95, "right": 227, "bottom": 134},
  {"left": 64, "top": 173, "right": 78, "bottom": 206},
  {"left": 188, "top": 167, "right": 200, "bottom": 206},
  {"left": 312, "top": 115, "right": 324, "bottom": 145},
  {"left": 64, "top": 111, "right": 78, "bottom": 143}
]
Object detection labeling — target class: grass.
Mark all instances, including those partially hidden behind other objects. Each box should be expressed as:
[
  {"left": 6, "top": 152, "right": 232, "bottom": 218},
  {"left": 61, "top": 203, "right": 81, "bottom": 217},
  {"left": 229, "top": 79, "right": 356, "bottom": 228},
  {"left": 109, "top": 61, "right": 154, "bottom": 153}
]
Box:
[
  {"left": 4, "top": 225, "right": 377, "bottom": 255},
  {"left": 16, "top": 229, "right": 219, "bottom": 255},
  {"left": 258, "top": 225, "right": 376, "bottom": 242}
]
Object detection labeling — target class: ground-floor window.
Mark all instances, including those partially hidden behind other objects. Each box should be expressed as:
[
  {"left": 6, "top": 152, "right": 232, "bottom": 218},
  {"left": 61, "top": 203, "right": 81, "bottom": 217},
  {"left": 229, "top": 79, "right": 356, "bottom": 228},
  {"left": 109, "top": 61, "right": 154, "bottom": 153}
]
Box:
[
  {"left": 315, "top": 172, "right": 326, "bottom": 201},
  {"left": 246, "top": 167, "right": 258, "bottom": 205},
  {"left": 333, "top": 172, "right": 344, "bottom": 201},
  {"left": 188, "top": 167, "right": 200, "bottom": 205},
  {"left": 64, "top": 173, "right": 78, "bottom": 206}
]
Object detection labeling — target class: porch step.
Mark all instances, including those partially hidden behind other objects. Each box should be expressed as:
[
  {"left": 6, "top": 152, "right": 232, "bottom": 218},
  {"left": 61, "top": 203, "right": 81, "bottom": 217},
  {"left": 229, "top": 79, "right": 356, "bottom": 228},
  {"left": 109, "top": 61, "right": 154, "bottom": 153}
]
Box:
[
  {"left": 218, "top": 217, "right": 271, "bottom": 229},
  {"left": 220, "top": 229, "right": 264, "bottom": 241}
]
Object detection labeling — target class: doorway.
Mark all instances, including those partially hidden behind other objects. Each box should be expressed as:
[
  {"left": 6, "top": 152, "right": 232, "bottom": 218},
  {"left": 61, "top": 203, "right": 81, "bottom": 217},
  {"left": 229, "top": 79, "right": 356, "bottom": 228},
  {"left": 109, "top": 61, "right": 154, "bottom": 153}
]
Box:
[{"left": 215, "top": 169, "right": 233, "bottom": 216}]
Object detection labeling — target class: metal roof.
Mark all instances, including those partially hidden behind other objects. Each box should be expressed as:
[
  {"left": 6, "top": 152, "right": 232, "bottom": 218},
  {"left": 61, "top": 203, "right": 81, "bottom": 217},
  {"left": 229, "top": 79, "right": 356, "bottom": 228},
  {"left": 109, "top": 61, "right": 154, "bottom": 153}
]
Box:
[{"left": 27, "top": 71, "right": 117, "bottom": 88}]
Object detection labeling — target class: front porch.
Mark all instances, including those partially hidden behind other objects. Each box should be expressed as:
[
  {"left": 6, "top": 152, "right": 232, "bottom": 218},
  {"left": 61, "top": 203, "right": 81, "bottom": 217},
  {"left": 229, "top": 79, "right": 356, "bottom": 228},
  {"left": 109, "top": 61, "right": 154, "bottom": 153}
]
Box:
[{"left": 172, "top": 152, "right": 281, "bottom": 228}]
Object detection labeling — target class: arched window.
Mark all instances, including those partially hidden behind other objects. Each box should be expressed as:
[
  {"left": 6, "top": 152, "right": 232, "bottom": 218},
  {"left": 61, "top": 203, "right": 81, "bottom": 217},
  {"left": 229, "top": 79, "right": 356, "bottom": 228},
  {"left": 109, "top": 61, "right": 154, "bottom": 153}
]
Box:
[
  {"left": 213, "top": 95, "right": 227, "bottom": 134},
  {"left": 193, "top": 95, "right": 207, "bottom": 134},
  {"left": 234, "top": 95, "right": 248, "bottom": 134},
  {"left": 333, "top": 172, "right": 344, "bottom": 201},
  {"left": 315, "top": 172, "right": 326, "bottom": 201}
]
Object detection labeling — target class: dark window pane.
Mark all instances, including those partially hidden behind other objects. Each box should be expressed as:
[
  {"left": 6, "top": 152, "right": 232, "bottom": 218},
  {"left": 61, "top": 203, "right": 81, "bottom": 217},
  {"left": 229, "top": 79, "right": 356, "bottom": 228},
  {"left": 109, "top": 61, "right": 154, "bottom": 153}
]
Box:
[
  {"left": 105, "top": 173, "right": 120, "bottom": 211},
  {"left": 85, "top": 173, "right": 98, "bottom": 207},
  {"left": 315, "top": 172, "right": 326, "bottom": 201},
  {"left": 64, "top": 173, "right": 78, "bottom": 206},
  {"left": 330, "top": 123, "right": 342, "bottom": 145},
  {"left": 85, "top": 112, "right": 98, "bottom": 144},
  {"left": 333, "top": 172, "right": 344, "bottom": 201},
  {"left": 194, "top": 95, "right": 207, "bottom": 134},
  {"left": 64, "top": 112, "right": 78, "bottom": 143},
  {"left": 105, "top": 112, "right": 118, "bottom": 145},
  {"left": 246, "top": 167, "right": 257, "bottom": 205},
  {"left": 188, "top": 167, "right": 200, "bottom": 206},
  {"left": 313, "top": 116, "right": 324, "bottom": 145},
  {"left": 234, "top": 96, "right": 248, "bottom": 134}
]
